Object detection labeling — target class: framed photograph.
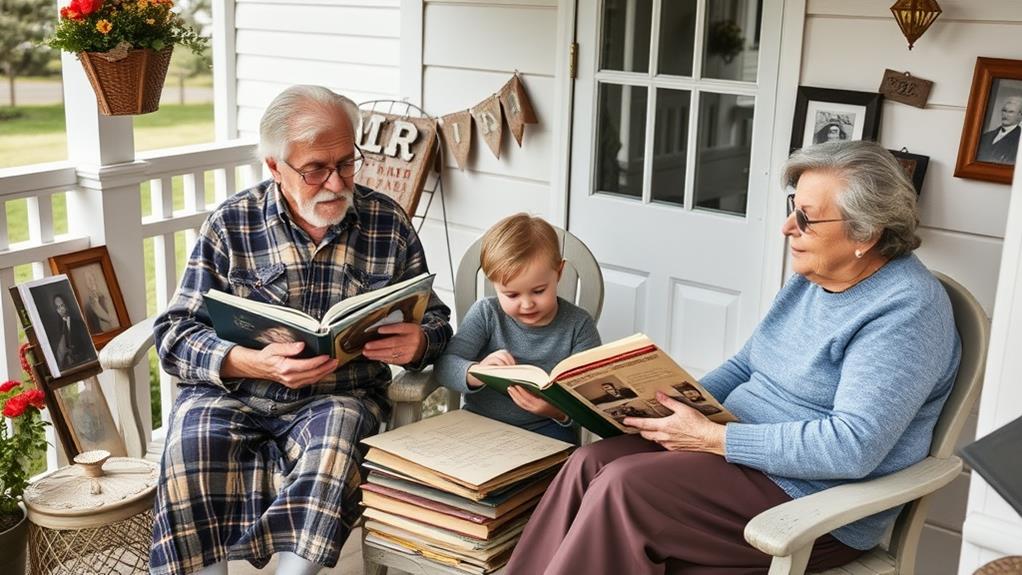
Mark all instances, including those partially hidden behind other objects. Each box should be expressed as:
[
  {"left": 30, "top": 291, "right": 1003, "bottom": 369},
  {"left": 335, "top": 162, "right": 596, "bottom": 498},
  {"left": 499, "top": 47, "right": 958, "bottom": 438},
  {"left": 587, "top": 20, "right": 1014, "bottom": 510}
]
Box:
[
  {"left": 954, "top": 57, "right": 1022, "bottom": 184},
  {"left": 51, "top": 376, "right": 127, "bottom": 458},
  {"left": 49, "top": 246, "right": 131, "bottom": 350},
  {"left": 889, "top": 149, "right": 929, "bottom": 195},
  {"left": 790, "top": 87, "right": 883, "bottom": 153},
  {"left": 11, "top": 275, "right": 100, "bottom": 380}
]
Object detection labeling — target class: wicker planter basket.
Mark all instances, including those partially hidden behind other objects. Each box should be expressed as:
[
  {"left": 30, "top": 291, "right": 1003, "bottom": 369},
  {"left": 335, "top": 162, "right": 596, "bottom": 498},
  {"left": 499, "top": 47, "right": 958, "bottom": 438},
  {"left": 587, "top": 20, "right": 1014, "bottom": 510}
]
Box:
[{"left": 78, "top": 45, "right": 173, "bottom": 116}]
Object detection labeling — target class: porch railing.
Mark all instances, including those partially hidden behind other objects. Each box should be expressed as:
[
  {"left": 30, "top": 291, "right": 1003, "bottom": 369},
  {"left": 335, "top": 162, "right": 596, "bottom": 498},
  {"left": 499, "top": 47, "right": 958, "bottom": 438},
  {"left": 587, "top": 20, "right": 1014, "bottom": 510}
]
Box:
[{"left": 0, "top": 140, "right": 262, "bottom": 467}]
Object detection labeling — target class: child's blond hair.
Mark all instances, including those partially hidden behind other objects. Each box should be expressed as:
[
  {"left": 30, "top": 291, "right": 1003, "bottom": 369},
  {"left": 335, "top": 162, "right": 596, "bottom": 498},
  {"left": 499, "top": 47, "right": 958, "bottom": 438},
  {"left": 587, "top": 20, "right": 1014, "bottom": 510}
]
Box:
[{"left": 480, "top": 213, "right": 562, "bottom": 284}]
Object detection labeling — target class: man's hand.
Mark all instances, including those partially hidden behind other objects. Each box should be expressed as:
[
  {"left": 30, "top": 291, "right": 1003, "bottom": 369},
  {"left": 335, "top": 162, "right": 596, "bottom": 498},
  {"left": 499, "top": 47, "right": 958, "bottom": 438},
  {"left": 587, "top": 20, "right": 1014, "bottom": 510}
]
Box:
[
  {"left": 222, "top": 342, "right": 338, "bottom": 389},
  {"left": 508, "top": 386, "right": 568, "bottom": 422},
  {"left": 466, "top": 349, "right": 516, "bottom": 389},
  {"left": 623, "top": 391, "right": 727, "bottom": 455},
  {"left": 361, "top": 322, "right": 427, "bottom": 365}
]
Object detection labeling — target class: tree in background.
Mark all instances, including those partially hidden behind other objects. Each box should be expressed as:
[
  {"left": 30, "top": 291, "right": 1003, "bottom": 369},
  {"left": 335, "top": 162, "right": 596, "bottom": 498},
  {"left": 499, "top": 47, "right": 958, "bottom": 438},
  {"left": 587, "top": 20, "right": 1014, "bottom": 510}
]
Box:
[
  {"left": 0, "top": 0, "right": 57, "bottom": 107},
  {"left": 169, "top": 0, "right": 212, "bottom": 104}
]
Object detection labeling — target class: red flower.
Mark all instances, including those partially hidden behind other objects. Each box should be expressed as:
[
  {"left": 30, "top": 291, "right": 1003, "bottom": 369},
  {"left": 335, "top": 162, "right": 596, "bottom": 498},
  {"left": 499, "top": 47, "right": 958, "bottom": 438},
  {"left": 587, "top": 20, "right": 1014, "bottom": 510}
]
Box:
[
  {"left": 70, "top": 0, "right": 103, "bottom": 16},
  {"left": 3, "top": 393, "right": 28, "bottom": 418},
  {"left": 0, "top": 380, "right": 19, "bottom": 393},
  {"left": 23, "top": 389, "right": 46, "bottom": 410}
]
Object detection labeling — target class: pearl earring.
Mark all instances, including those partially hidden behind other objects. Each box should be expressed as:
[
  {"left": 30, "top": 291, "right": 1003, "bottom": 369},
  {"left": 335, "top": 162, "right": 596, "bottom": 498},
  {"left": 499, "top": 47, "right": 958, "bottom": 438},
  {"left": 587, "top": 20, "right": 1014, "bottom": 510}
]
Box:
[{"left": 854, "top": 249, "right": 863, "bottom": 259}]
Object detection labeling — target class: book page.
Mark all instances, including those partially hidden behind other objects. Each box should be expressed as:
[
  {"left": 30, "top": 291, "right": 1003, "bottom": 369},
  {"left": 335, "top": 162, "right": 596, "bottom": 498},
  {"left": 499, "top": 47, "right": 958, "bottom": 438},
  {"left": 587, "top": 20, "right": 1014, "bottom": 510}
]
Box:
[
  {"left": 361, "top": 410, "right": 572, "bottom": 487},
  {"left": 321, "top": 272, "right": 432, "bottom": 325},
  {"left": 548, "top": 333, "right": 652, "bottom": 379},
  {"left": 555, "top": 337, "right": 737, "bottom": 430},
  {"left": 466, "top": 365, "right": 552, "bottom": 388}
]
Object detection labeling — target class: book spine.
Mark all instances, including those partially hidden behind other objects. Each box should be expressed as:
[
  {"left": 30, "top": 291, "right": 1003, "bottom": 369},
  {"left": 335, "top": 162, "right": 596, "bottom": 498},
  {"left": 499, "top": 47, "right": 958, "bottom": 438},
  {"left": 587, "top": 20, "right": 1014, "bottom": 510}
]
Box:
[{"left": 473, "top": 373, "right": 622, "bottom": 438}]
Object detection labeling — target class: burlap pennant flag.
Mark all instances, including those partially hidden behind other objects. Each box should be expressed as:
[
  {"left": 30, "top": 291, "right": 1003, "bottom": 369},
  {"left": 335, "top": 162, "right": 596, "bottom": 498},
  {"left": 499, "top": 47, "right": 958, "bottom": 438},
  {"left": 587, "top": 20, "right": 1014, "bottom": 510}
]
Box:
[
  {"left": 439, "top": 111, "right": 473, "bottom": 170},
  {"left": 471, "top": 95, "right": 504, "bottom": 159},
  {"left": 499, "top": 75, "right": 538, "bottom": 146}
]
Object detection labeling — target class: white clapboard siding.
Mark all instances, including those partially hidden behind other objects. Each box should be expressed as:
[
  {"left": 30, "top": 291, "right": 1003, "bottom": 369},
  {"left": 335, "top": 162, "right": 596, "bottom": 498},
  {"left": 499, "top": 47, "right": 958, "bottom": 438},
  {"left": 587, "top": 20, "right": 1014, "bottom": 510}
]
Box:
[
  {"left": 232, "top": 0, "right": 403, "bottom": 136},
  {"left": 801, "top": 2, "right": 1022, "bottom": 573},
  {"left": 418, "top": 0, "right": 562, "bottom": 295}
]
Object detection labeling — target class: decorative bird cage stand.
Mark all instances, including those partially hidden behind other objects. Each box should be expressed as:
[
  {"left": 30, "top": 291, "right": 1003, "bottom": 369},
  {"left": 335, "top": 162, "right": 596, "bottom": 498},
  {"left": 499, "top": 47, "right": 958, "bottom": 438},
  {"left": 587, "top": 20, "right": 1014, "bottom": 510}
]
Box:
[{"left": 22, "top": 450, "right": 159, "bottom": 574}]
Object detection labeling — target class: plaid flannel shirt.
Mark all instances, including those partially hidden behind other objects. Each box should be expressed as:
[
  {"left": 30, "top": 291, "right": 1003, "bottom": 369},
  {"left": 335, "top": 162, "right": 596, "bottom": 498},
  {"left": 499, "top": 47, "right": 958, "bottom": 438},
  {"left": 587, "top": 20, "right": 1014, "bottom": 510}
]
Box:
[{"left": 153, "top": 180, "right": 452, "bottom": 402}]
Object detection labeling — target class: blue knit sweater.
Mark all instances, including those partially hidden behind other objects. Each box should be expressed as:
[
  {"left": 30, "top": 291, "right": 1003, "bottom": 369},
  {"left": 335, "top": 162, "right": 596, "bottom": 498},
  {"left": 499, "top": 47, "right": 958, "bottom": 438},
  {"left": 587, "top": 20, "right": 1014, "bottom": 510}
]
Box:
[{"left": 702, "top": 254, "right": 961, "bottom": 550}]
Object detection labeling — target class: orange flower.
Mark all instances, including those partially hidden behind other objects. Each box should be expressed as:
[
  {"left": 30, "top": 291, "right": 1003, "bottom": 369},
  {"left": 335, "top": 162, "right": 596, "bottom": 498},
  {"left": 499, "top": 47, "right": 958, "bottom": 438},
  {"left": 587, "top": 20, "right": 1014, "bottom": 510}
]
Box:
[
  {"left": 96, "top": 19, "right": 112, "bottom": 34},
  {"left": 146, "top": 18, "right": 155, "bottom": 24},
  {"left": 137, "top": 0, "right": 147, "bottom": 7},
  {"left": 59, "top": 6, "right": 81, "bottom": 19}
]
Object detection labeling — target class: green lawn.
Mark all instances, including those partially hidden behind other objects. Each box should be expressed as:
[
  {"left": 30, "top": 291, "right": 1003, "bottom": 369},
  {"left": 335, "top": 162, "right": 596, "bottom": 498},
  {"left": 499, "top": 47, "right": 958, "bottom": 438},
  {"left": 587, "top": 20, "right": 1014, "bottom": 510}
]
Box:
[{"left": 2, "top": 102, "right": 215, "bottom": 428}]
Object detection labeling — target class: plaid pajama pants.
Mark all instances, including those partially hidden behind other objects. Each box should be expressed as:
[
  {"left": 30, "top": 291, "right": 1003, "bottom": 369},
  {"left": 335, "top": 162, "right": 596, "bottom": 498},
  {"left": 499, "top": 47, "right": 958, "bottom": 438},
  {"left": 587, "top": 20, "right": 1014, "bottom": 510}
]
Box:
[{"left": 150, "top": 384, "right": 383, "bottom": 574}]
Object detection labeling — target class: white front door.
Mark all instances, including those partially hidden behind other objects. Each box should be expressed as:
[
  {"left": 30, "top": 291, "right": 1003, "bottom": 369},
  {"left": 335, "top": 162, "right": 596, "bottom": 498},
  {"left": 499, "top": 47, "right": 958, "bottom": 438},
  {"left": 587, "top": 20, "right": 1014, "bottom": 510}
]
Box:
[{"left": 570, "top": 0, "right": 783, "bottom": 376}]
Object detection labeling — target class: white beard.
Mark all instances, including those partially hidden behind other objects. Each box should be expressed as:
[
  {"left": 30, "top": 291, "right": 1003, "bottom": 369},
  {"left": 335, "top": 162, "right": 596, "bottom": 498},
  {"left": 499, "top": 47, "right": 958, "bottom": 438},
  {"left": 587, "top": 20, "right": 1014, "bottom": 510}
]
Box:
[{"left": 295, "top": 188, "right": 354, "bottom": 228}]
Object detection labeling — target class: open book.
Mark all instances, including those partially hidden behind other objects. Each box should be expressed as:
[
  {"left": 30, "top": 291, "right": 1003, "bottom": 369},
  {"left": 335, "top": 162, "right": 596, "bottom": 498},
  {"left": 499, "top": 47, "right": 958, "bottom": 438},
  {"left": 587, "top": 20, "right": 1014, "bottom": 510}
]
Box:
[
  {"left": 203, "top": 272, "right": 434, "bottom": 365},
  {"left": 469, "top": 333, "right": 737, "bottom": 438}
]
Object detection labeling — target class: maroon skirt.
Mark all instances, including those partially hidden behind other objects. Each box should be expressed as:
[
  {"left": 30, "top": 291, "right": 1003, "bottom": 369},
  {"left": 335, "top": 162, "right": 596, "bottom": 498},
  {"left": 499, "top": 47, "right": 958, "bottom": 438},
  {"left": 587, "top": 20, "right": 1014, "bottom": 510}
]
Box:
[{"left": 506, "top": 435, "right": 866, "bottom": 575}]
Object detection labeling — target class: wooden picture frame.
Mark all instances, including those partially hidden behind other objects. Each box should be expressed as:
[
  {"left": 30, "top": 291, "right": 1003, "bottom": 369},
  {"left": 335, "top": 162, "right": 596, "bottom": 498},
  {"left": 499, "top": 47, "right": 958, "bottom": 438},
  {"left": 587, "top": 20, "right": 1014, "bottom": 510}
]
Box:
[
  {"left": 48, "top": 246, "right": 131, "bottom": 350},
  {"left": 889, "top": 149, "right": 929, "bottom": 195},
  {"left": 790, "top": 87, "right": 883, "bottom": 153},
  {"left": 954, "top": 57, "right": 1022, "bottom": 184}
]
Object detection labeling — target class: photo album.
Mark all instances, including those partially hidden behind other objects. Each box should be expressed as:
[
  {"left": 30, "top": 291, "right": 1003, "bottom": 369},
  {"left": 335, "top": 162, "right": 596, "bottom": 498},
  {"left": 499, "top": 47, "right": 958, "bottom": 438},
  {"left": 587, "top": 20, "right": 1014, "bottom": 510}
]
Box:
[
  {"left": 470, "top": 333, "right": 737, "bottom": 438},
  {"left": 203, "top": 272, "right": 435, "bottom": 365}
]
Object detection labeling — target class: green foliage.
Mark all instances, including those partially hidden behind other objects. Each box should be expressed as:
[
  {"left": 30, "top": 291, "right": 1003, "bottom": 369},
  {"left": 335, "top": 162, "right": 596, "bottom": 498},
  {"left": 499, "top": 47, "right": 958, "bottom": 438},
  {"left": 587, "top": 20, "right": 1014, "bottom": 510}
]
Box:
[
  {"left": 48, "top": 0, "right": 208, "bottom": 56},
  {"left": 0, "top": 0, "right": 58, "bottom": 90}
]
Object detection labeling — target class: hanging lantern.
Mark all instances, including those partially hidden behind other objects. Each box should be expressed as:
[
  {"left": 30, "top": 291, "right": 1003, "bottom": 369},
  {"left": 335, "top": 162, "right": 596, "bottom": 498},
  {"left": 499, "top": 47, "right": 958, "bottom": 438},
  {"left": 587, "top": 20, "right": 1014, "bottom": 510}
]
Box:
[{"left": 890, "top": 0, "right": 942, "bottom": 50}]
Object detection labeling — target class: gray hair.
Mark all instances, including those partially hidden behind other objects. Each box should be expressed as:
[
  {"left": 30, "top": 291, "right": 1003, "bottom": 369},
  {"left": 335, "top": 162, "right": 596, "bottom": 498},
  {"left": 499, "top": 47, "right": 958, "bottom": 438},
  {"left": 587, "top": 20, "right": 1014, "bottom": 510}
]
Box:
[
  {"left": 783, "top": 140, "right": 921, "bottom": 259},
  {"left": 257, "top": 85, "right": 361, "bottom": 161}
]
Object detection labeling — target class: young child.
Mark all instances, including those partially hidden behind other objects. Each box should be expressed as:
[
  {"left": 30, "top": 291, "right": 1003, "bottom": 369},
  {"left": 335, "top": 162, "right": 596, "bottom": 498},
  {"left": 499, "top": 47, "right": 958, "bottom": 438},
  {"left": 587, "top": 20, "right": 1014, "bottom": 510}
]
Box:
[{"left": 434, "top": 213, "right": 602, "bottom": 444}]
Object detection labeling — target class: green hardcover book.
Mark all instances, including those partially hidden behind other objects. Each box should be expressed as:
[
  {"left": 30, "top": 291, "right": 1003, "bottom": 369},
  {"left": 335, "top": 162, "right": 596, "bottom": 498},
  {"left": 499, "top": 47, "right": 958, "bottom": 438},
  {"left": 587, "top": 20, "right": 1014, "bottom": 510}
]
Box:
[
  {"left": 469, "top": 333, "right": 737, "bottom": 439},
  {"left": 202, "top": 272, "right": 434, "bottom": 366}
]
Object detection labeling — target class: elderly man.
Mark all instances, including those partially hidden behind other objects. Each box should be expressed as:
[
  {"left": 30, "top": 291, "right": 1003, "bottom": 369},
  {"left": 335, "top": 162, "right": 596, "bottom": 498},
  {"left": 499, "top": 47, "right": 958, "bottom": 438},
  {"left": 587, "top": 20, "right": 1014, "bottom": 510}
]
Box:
[
  {"left": 977, "top": 95, "right": 1022, "bottom": 164},
  {"left": 150, "top": 85, "right": 452, "bottom": 575}
]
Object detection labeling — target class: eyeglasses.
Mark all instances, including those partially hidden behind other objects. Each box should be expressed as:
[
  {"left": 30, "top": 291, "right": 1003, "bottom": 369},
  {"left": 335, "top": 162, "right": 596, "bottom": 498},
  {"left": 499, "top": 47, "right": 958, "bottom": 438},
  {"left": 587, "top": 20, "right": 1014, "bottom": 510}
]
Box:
[
  {"left": 786, "top": 193, "right": 845, "bottom": 233},
  {"left": 282, "top": 147, "right": 364, "bottom": 185}
]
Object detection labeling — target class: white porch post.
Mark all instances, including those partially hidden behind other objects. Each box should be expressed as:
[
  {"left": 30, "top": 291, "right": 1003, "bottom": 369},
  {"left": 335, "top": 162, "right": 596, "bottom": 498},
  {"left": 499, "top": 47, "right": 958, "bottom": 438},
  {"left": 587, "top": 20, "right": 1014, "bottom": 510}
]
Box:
[
  {"left": 60, "top": 52, "right": 151, "bottom": 457},
  {"left": 958, "top": 138, "right": 1022, "bottom": 571}
]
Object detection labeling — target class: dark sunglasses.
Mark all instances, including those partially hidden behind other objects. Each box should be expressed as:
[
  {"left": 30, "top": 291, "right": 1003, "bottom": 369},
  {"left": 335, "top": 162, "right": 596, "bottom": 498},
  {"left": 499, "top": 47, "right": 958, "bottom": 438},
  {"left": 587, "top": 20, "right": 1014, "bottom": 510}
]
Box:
[{"left": 786, "top": 193, "right": 845, "bottom": 233}]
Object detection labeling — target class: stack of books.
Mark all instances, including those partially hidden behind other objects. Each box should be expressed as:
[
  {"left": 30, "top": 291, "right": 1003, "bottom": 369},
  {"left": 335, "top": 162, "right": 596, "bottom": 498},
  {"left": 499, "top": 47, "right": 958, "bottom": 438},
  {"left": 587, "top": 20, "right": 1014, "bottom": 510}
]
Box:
[{"left": 360, "top": 409, "right": 574, "bottom": 574}]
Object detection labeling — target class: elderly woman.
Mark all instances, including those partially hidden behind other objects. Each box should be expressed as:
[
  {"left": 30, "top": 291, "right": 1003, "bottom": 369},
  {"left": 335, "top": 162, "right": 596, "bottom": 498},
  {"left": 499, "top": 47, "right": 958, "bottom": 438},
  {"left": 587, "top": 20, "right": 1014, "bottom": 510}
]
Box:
[{"left": 506, "top": 141, "right": 961, "bottom": 574}]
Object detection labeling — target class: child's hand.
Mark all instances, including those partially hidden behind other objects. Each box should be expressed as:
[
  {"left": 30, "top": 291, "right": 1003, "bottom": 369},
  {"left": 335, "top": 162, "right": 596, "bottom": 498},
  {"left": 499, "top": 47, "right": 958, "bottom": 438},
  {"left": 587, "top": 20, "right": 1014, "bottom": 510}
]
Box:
[
  {"left": 508, "top": 386, "right": 568, "bottom": 422},
  {"left": 466, "top": 350, "right": 516, "bottom": 389},
  {"left": 480, "top": 349, "right": 516, "bottom": 367}
]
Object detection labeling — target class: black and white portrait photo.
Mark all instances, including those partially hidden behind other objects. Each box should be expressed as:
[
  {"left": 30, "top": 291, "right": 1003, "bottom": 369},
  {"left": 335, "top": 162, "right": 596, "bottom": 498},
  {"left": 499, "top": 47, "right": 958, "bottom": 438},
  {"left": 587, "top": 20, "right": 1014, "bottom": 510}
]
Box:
[
  {"left": 976, "top": 78, "right": 1022, "bottom": 165},
  {"left": 790, "top": 87, "right": 881, "bottom": 153},
  {"left": 576, "top": 375, "right": 639, "bottom": 407},
  {"left": 16, "top": 275, "right": 99, "bottom": 378}
]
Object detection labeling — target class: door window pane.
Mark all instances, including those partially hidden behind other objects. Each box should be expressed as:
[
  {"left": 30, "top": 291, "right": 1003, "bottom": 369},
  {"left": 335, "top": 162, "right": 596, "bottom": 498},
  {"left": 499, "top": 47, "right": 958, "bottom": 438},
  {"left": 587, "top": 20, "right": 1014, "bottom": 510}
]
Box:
[
  {"left": 650, "top": 89, "right": 691, "bottom": 206},
  {"left": 656, "top": 0, "right": 697, "bottom": 77},
  {"left": 595, "top": 83, "right": 648, "bottom": 199},
  {"left": 600, "top": 0, "right": 652, "bottom": 73},
  {"left": 702, "top": 0, "right": 762, "bottom": 82},
  {"left": 694, "top": 92, "right": 754, "bottom": 215}
]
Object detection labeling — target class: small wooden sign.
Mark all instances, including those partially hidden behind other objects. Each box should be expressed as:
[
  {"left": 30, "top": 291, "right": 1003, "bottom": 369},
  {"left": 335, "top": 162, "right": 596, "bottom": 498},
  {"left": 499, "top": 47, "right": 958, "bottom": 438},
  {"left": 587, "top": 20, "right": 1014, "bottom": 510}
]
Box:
[
  {"left": 472, "top": 95, "right": 504, "bottom": 159},
  {"left": 356, "top": 112, "right": 438, "bottom": 217},
  {"left": 439, "top": 111, "right": 473, "bottom": 171},
  {"left": 879, "top": 69, "right": 933, "bottom": 108},
  {"left": 499, "top": 75, "right": 538, "bottom": 147}
]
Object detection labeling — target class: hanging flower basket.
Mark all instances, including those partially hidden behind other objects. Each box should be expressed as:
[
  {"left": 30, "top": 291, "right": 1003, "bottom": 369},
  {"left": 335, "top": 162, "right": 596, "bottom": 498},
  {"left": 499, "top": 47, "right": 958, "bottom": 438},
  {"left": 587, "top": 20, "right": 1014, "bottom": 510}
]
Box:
[
  {"left": 78, "top": 44, "right": 174, "bottom": 116},
  {"left": 46, "top": 0, "right": 207, "bottom": 116}
]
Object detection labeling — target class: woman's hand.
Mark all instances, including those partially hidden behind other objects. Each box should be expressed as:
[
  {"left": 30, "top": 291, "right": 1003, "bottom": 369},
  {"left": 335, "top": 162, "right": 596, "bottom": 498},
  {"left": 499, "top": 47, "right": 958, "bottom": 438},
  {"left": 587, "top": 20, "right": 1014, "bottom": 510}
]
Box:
[
  {"left": 623, "top": 391, "right": 727, "bottom": 456},
  {"left": 508, "top": 386, "right": 568, "bottom": 421}
]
